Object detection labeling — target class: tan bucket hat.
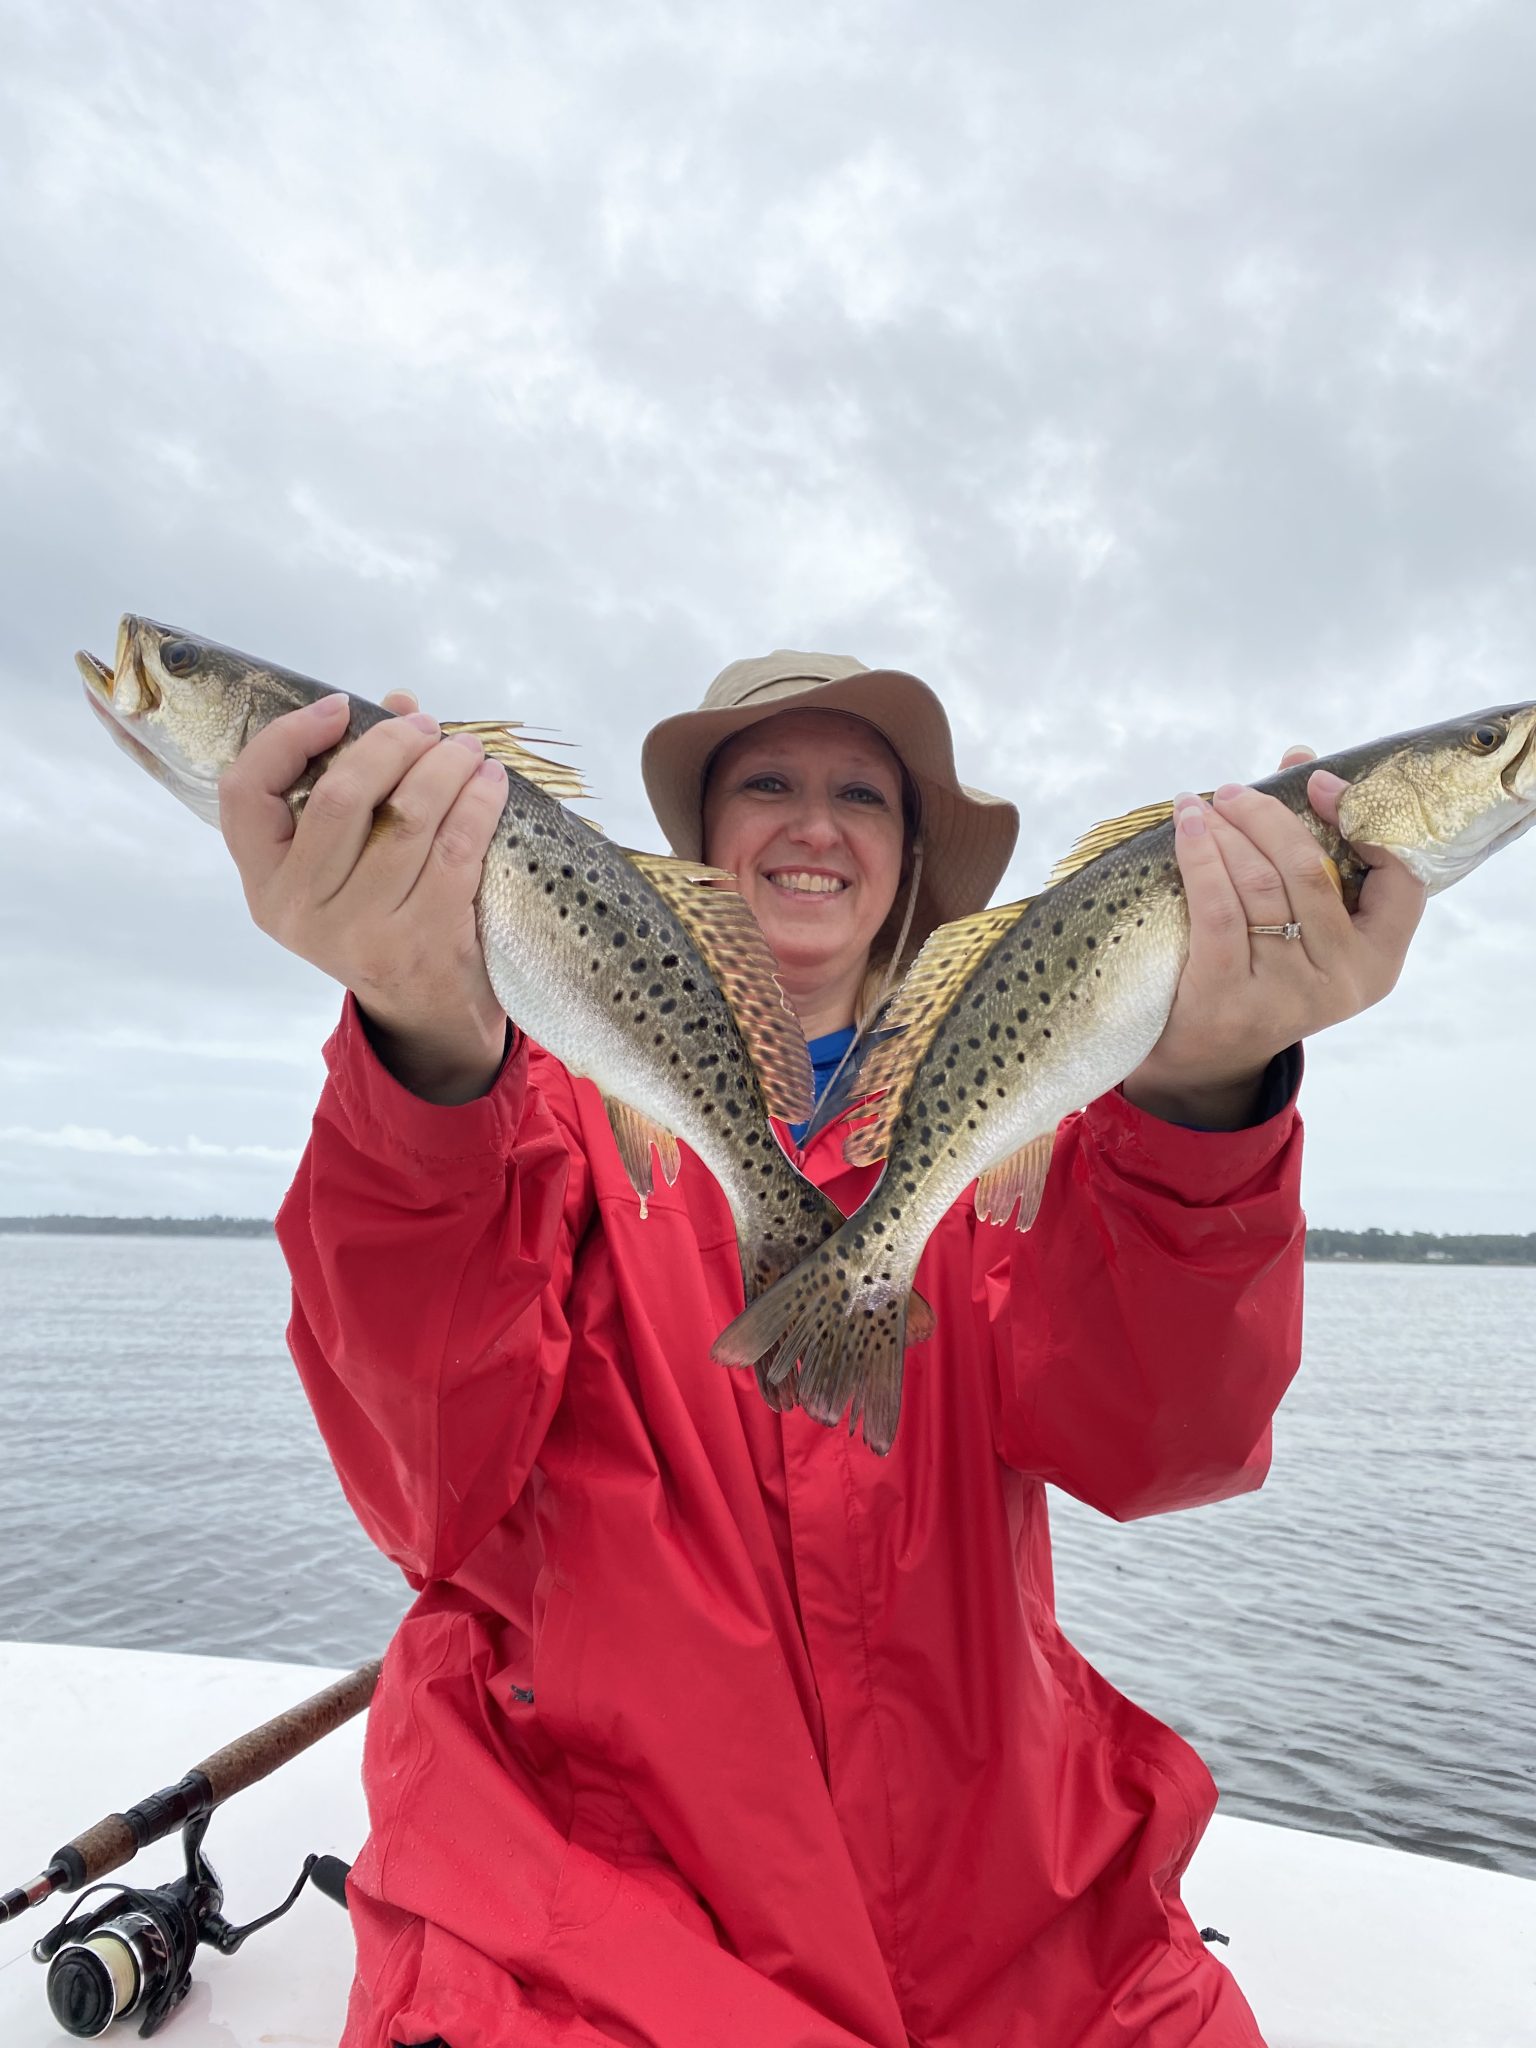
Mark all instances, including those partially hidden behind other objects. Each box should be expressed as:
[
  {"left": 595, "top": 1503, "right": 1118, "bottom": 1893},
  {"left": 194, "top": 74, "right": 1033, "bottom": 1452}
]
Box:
[{"left": 641, "top": 651, "right": 1019, "bottom": 950}]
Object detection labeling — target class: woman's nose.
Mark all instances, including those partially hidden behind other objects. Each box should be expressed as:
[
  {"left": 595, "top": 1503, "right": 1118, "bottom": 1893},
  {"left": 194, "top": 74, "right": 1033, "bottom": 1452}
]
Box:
[{"left": 784, "top": 795, "right": 842, "bottom": 850}]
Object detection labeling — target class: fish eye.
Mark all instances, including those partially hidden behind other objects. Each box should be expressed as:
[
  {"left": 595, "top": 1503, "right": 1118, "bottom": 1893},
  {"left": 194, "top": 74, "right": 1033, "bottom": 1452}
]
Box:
[
  {"left": 160, "top": 639, "right": 200, "bottom": 675},
  {"left": 1468, "top": 722, "right": 1503, "bottom": 751}
]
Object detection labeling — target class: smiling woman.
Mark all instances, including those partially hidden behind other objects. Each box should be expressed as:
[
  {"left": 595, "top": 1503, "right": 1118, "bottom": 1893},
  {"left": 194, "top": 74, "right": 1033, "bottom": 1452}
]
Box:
[
  {"left": 700, "top": 709, "right": 908, "bottom": 1032},
  {"left": 179, "top": 633, "right": 1431, "bottom": 2048}
]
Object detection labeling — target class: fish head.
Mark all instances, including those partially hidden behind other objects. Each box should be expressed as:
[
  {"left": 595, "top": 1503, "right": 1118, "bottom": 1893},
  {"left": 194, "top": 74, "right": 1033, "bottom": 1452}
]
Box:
[
  {"left": 1333, "top": 704, "right": 1536, "bottom": 895},
  {"left": 76, "top": 617, "right": 375, "bottom": 826}
]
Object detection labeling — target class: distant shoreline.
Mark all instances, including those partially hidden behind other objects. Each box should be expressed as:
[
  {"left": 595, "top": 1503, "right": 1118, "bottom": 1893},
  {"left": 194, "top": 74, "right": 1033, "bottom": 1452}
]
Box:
[
  {"left": 3, "top": 1217, "right": 1536, "bottom": 1264},
  {"left": 0, "top": 1216, "right": 274, "bottom": 1238}
]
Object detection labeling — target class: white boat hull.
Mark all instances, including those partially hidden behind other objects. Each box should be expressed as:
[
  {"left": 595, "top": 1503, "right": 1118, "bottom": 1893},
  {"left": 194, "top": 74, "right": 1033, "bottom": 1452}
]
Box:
[{"left": 2, "top": 1641, "right": 1531, "bottom": 2045}]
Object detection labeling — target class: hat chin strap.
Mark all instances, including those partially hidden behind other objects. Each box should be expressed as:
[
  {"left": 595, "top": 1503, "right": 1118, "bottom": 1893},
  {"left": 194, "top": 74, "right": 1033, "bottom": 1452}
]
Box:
[{"left": 812, "top": 835, "right": 924, "bottom": 1128}]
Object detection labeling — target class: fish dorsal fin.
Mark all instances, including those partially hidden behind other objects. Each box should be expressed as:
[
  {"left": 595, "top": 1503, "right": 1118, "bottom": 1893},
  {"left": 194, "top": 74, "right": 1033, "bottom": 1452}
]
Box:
[
  {"left": 439, "top": 721, "right": 591, "bottom": 802},
  {"left": 602, "top": 1095, "right": 681, "bottom": 1217},
  {"left": 973, "top": 1130, "right": 1057, "bottom": 1232},
  {"left": 624, "top": 851, "right": 815, "bottom": 1123},
  {"left": 1046, "top": 794, "right": 1208, "bottom": 885},
  {"left": 842, "top": 901, "right": 1032, "bottom": 1167}
]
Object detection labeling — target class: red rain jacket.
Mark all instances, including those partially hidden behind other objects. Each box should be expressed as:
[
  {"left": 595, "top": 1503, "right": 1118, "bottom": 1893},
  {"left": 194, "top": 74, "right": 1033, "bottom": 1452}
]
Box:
[{"left": 278, "top": 997, "right": 1304, "bottom": 2048}]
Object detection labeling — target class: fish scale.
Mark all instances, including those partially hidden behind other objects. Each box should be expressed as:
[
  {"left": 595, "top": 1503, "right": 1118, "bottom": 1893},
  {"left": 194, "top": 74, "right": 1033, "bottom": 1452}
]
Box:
[{"left": 714, "top": 705, "right": 1536, "bottom": 1454}]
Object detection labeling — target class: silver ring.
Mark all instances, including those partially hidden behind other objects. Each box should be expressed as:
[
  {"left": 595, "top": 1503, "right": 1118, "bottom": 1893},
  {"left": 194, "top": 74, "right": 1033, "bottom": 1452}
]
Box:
[{"left": 1248, "top": 922, "right": 1302, "bottom": 940}]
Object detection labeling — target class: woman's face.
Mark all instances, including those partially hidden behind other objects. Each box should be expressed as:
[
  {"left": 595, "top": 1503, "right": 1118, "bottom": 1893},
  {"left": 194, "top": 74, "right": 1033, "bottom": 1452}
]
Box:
[{"left": 701, "top": 708, "right": 907, "bottom": 989}]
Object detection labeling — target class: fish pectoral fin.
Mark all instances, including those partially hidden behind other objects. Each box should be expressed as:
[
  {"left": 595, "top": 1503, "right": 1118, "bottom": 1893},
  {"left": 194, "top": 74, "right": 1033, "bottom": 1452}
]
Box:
[
  {"left": 1047, "top": 796, "right": 1210, "bottom": 884},
  {"left": 440, "top": 721, "right": 591, "bottom": 801},
  {"left": 973, "top": 1130, "right": 1057, "bottom": 1232},
  {"left": 839, "top": 900, "right": 1034, "bottom": 1165},
  {"left": 623, "top": 851, "right": 816, "bottom": 1124},
  {"left": 602, "top": 1095, "right": 682, "bottom": 1214}
]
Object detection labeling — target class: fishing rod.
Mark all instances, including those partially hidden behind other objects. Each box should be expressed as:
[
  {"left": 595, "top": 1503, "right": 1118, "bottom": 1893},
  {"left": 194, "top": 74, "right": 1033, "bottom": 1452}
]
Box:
[{"left": 3, "top": 1658, "right": 380, "bottom": 2037}]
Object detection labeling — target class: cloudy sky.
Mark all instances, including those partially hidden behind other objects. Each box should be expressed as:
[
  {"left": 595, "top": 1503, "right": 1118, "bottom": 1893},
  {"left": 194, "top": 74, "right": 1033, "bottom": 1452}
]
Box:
[{"left": 3, "top": 0, "right": 1534, "bottom": 1230}]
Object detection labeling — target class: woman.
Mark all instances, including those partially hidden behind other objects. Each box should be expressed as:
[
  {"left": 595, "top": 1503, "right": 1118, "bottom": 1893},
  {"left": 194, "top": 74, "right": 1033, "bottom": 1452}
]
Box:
[{"left": 220, "top": 651, "right": 1423, "bottom": 2048}]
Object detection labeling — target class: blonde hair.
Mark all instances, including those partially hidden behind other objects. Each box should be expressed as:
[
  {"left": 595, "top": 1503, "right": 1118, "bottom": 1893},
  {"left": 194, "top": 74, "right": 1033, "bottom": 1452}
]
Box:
[{"left": 854, "top": 833, "right": 925, "bottom": 1025}]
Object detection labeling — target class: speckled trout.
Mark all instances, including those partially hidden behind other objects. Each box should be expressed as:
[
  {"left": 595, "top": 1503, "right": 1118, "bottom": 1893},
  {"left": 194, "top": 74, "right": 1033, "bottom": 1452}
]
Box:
[
  {"left": 713, "top": 705, "right": 1536, "bottom": 1453},
  {"left": 77, "top": 616, "right": 843, "bottom": 1405}
]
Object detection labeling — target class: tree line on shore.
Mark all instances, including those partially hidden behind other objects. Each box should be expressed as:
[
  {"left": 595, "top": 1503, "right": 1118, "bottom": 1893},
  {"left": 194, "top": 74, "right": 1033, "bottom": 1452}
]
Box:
[
  {"left": 1305, "top": 1227, "right": 1536, "bottom": 1264},
  {"left": 6, "top": 1217, "right": 1536, "bottom": 1262}
]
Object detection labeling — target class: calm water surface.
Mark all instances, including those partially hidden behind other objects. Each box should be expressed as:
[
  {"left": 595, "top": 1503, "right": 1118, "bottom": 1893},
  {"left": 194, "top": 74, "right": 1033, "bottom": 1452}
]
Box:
[{"left": 2, "top": 1238, "right": 1532, "bottom": 1878}]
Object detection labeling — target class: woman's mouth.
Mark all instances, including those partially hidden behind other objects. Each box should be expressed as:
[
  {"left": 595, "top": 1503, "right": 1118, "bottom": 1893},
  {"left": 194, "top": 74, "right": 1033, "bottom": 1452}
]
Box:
[{"left": 764, "top": 869, "right": 849, "bottom": 897}]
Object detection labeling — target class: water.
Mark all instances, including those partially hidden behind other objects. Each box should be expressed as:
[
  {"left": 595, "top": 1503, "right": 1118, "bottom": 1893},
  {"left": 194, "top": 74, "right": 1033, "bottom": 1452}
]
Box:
[{"left": 2, "top": 1239, "right": 1532, "bottom": 1879}]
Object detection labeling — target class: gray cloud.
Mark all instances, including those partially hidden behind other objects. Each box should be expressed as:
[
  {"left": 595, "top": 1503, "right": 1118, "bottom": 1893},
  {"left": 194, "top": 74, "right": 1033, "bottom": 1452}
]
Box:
[{"left": 4, "top": 0, "right": 1536, "bottom": 1225}]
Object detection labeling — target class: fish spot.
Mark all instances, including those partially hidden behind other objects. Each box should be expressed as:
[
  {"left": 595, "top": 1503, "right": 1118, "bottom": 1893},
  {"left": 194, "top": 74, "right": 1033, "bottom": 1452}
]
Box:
[
  {"left": 1039, "top": 992, "right": 1051, "bottom": 1006},
  {"left": 578, "top": 924, "right": 589, "bottom": 938},
  {"left": 659, "top": 998, "right": 676, "bottom": 1014},
  {"left": 661, "top": 953, "right": 679, "bottom": 968},
  {"left": 1043, "top": 1028, "right": 1052, "bottom": 1039},
  {"left": 1067, "top": 956, "right": 1077, "bottom": 970},
  {"left": 576, "top": 890, "right": 587, "bottom": 905},
  {"left": 1086, "top": 936, "right": 1097, "bottom": 949},
  {"left": 561, "top": 865, "right": 574, "bottom": 879},
  {"left": 558, "top": 906, "right": 568, "bottom": 919},
  {"left": 1052, "top": 920, "right": 1063, "bottom": 935},
  {"left": 527, "top": 860, "right": 539, "bottom": 874}
]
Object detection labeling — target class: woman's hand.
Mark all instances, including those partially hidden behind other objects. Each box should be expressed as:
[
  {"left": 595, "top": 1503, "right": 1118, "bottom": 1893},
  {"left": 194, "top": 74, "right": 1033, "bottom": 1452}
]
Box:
[
  {"left": 1121, "top": 745, "right": 1427, "bottom": 1129},
  {"left": 217, "top": 686, "right": 512, "bottom": 1103}
]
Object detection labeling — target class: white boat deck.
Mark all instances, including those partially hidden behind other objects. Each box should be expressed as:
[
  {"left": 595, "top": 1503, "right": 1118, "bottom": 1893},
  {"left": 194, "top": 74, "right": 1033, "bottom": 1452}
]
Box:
[{"left": 1, "top": 1641, "right": 1532, "bottom": 2045}]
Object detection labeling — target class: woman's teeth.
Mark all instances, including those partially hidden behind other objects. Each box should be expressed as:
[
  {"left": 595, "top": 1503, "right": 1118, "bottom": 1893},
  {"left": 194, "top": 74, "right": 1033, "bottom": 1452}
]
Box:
[{"left": 767, "top": 871, "right": 847, "bottom": 895}]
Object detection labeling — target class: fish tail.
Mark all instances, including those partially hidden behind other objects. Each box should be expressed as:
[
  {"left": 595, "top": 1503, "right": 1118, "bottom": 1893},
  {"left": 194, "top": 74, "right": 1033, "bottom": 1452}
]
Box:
[{"left": 714, "top": 1234, "right": 933, "bottom": 1455}]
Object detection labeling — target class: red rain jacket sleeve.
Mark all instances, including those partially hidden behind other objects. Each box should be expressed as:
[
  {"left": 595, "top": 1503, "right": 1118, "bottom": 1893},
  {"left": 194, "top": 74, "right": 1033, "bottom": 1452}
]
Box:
[
  {"left": 276, "top": 997, "right": 592, "bottom": 1585},
  {"left": 980, "top": 1080, "right": 1305, "bottom": 1522}
]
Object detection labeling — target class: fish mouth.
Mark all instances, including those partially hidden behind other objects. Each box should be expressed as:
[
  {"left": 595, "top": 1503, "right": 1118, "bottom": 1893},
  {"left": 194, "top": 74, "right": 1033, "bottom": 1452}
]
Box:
[
  {"left": 1501, "top": 709, "right": 1536, "bottom": 800},
  {"left": 74, "top": 647, "right": 114, "bottom": 702},
  {"left": 74, "top": 618, "right": 161, "bottom": 716}
]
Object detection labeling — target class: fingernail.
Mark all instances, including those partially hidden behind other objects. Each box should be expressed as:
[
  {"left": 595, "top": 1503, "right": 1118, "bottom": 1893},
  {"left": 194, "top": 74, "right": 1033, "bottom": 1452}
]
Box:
[
  {"left": 1177, "top": 805, "right": 1207, "bottom": 837},
  {"left": 1215, "top": 782, "right": 1245, "bottom": 802},
  {"left": 447, "top": 729, "right": 484, "bottom": 755},
  {"left": 477, "top": 757, "right": 506, "bottom": 783},
  {"left": 405, "top": 711, "right": 438, "bottom": 733},
  {"left": 1310, "top": 769, "right": 1348, "bottom": 797},
  {"left": 318, "top": 693, "right": 349, "bottom": 714}
]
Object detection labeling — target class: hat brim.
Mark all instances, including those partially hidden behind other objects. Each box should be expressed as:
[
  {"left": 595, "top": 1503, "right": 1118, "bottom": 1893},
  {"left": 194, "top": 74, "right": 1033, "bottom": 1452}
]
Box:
[{"left": 641, "top": 669, "right": 1019, "bottom": 945}]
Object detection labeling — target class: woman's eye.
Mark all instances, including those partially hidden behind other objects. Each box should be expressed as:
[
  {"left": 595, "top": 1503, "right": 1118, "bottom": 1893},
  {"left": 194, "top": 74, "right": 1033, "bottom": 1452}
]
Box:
[
  {"left": 842, "top": 785, "right": 888, "bottom": 806},
  {"left": 743, "top": 774, "right": 787, "bottom": 793}
]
